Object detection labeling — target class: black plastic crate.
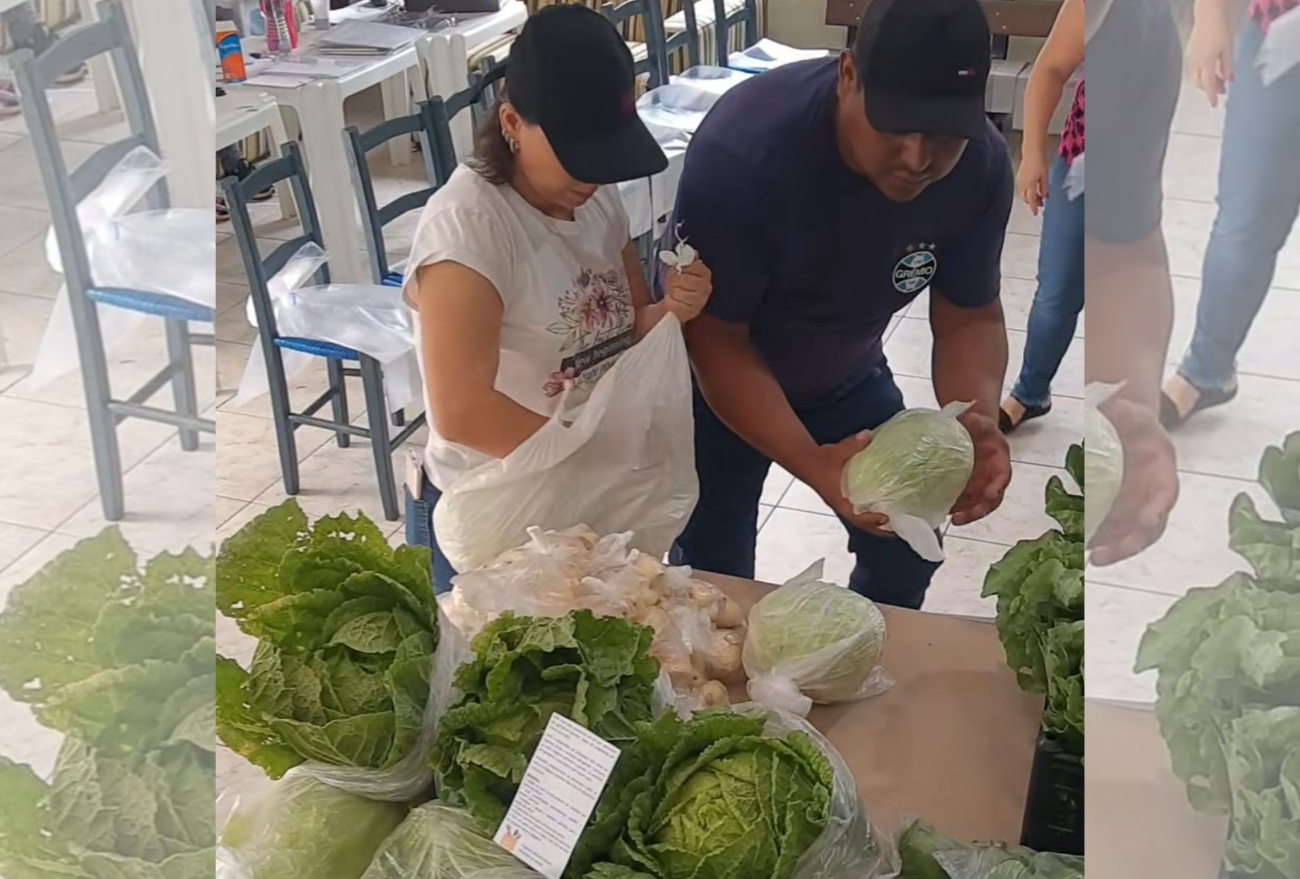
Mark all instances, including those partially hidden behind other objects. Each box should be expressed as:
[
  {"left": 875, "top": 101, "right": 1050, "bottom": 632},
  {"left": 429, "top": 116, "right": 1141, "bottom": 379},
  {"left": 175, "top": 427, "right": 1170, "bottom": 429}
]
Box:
[{"left": 1021, "top": 731, "right": 1083, "bottom": 855}]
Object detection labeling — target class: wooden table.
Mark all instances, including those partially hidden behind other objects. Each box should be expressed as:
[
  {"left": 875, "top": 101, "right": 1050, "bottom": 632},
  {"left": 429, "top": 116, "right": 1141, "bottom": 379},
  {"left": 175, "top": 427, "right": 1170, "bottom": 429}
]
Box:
[{"left": 708, "top": 573, "right": 1044, "bottom": 842}]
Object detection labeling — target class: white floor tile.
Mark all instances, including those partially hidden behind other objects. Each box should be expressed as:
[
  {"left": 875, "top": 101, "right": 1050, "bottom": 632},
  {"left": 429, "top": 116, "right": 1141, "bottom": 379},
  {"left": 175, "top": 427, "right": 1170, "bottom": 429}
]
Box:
[
  {"left": 0, "top": 136, "right": 98, "bottom": 211},
  {"left": 216, "top": 282, "right": 250, "bottom": 318},
  {"left": 0, "top": 396, "right": 176, "bottom": 530},
  {"left": 1085, "top": 581, "right": 1178, "bottom": 704},
  {"left": 1003, "top": 394, "right": 1083, "bottom": 469},
  {"left": 216, "top": 500, "right": 273, "bottom": 545},
  {"left": 1167, "top": 277, "right": 1300, "bottom": 383},
  {"left": 1006, "top": 195, "right": 1043, "bottom": 238},
  {"left": 0, "top": 204, "right": 45, "bottom": 260},
  {"left": 215, "top": 301, "right": 257, "bottom": 345},
  {"left": 754, "top": 507, "right": 854, "bottom": 586},
  {"left": 882, "top": 316, "right": 932, "bottom": 380},
  {"left": 249, "top": 442, "right": 406, "bottom": 527},
  {"left": 58, "top": 441, "right": 216, "bottom": 555},
  {"left": 0, "top": 531, "right": 85, "bottom": 597},
  {"left": 1088, "top": 469, "right": 1270, "bottom": 597},
  {"left": 215, "top": 410, "right": 333, "bottom": 502},
  {"left": 0, "top": 522, "right": 47, "bottom": 574},
  {"left": 1162, "top": 132, "right": 1220, "bottom": 205},
  {"left": 1004, "top": 328, "right": 1085, "bottom": 400},
  {"left": 0, "top": 234, "right": 64, "bottom": 298},
  {"left": 217, "top": 340, "right": 251, "bottom": 400},
  {"left": 780, "top": 478, "right": 836, "bottom": 516},
  {"left": 948, "top": 461, "right": 1063, "bottom": 546},
  {"left": 757, "top": 503, "right": 775, "bottom": 531},
  {"left": 1170, "top": 373, "right": 1300, "bottom": 481},
  {"left": 760, "top": 464, "right": 793, "bottom": 506},
  {"left": 909, "top": 277, "right": 1050, "bottom": 335},
  {"left": 216, "top": 495, "right": 248, "bottom": 528},
  {"left": 0, "top": 291, "right": 51, "bottom": 392},
  {"left": 1162, "top": 198, "right": 1215, "bottom": 280},
  {"left": 1169, "top": 79, "right": 1225, "bottom": 138},
  {"left": 923, "top": 535, "right": 1004, "bottom": 618},
  {"left": 218, "top": 352, "right": 368, "bottom": 422},
  {"left": 1000, "top": 231, "right": 1041, "bottom": 282}
]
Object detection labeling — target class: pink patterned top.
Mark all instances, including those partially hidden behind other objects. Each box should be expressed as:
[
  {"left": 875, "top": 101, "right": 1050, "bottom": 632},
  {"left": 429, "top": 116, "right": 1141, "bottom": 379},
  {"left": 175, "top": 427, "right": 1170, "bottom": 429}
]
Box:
[
  {"left": 1250, "top": 0, "right": 1299, "bottom": 31},
  {"left": 1059, "top": 79, "right": 1085, "bottom": 166}
]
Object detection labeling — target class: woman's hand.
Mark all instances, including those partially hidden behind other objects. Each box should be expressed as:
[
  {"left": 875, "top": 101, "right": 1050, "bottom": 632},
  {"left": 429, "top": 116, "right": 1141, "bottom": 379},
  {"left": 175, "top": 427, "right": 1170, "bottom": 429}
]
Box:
[
  {"left": 1187, "top": 5, "right": 1234, "bottom": 107},
  {"left": 1016, "top": 150, "right": 1050, "bottom": 215},
  {"left": 662, "top": 259, "right": 712, "bottom": 324}
]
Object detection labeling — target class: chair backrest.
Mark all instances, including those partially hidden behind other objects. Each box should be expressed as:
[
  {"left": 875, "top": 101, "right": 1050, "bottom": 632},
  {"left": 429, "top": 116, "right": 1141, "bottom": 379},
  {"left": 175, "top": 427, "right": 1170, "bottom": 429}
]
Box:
[
  {"left": 664, "top": 0, "right": 700, "bottom": 72},
  {"left": 426, "top": 65, "right": 509, "bottom": 184},
  {"left": 475, "top": 54, "right": 509, "bottom": 125},
  {"left": 221, "top": 141, "right": 329, "bottom": 344},
  {"left": 10, "top": 0, "right": 165, "bottom": 305},
  {"left": 602, "top": 0, "right": 669, "bottom": 89},
  {"left": 712, "top": 0, "right": 758, "bottom": 68},
  {"left": 344, "top": 104, "right": 442, "bottom": 285}
]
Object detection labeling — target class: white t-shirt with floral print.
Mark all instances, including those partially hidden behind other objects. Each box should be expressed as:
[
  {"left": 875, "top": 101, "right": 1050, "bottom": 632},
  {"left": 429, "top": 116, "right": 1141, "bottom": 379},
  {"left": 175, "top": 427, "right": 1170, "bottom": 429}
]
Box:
[{"left": 402, "top": 164, "right": 635, "bottom": 490}]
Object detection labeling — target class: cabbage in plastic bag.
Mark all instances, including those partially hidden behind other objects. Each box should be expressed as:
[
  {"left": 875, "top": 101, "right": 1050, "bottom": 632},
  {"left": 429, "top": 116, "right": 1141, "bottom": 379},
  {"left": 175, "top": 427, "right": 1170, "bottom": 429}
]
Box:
[
  {"left": 217, "top": 770, "right": 406, "bottom": 879},
  {"left": 1083, "top": 383, "right": 1124, "bottom": 545},
  {"left": 743, "top": 560, "right": 891, "bottom": 716},
  {"left": 842, "top": 403, "right": 974, "bottom": 562},
  {"left": 934, "top": 846, "right": 1084, "bottom": 879},
  {"left": 361, "top": 802, "right": 543, "bottom": 879}
]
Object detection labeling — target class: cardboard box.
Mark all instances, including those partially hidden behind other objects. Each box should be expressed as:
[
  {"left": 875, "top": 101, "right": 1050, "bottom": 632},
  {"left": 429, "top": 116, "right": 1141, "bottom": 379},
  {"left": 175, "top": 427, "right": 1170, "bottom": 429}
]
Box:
[
  {"left": 1086, "top": 700, "right": 1228, "bottom": 879},
  {"left": 709, "top": 573, "right": 1043, "bottom": 842}
]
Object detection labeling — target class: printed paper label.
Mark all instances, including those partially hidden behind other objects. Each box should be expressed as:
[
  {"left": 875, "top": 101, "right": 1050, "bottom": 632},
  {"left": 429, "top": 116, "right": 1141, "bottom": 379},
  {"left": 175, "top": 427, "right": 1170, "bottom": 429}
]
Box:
[{"left": 494, "top": 713, "right": 622, "bottom": 879}]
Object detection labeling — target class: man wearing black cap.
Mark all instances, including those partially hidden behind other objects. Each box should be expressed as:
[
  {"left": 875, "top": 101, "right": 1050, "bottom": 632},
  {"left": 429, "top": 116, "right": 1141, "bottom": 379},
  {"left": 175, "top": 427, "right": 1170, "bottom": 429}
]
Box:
[{"left": 667, "top": 0, "right": 1015, "bottom": 608}]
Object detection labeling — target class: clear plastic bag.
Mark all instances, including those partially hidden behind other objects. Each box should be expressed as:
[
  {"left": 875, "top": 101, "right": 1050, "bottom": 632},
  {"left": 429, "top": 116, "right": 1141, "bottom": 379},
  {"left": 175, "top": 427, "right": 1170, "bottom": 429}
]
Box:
[
  {"left": 361, "top": 801, "right": 544, "bottom": 879},
  {"left": 1259, "top": 5, "right": 1300, "bottom": 85},
  {"left": 743, "top": 561, "right": 893, "bottom": 716},
  {"left": 293, "top": 598, "right": 470, "bottom": 801},
  {"left": 933, "top": 847, "right": 1085, "bottom": 879},
  {"left": 29, "top": 146, "right": 216, "bottom": 386},
  {"left": 233, "top": 241, "right": 420, "bottom": 413},
  {"left": 216, "top": 770, "right": 407, "bottom": 879},
  {"left": 433, "top": 316, "right": 698, "bottom": 573},
  {"left": 734, "top": 703, "right": 899, "bottom": 879},
  {"left": 842, "top": 402, "right": 975, "bottom": 563}
]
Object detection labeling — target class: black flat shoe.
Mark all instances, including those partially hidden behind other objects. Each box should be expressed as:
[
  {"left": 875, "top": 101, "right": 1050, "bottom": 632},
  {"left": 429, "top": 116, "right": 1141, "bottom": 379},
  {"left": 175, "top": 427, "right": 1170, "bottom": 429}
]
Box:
[
  {"left": 1159, "top": 379, "right": 1238, "bottom": 430},
  {"left": 999, "top": 399, "right": 1052, "bottom": 434}
]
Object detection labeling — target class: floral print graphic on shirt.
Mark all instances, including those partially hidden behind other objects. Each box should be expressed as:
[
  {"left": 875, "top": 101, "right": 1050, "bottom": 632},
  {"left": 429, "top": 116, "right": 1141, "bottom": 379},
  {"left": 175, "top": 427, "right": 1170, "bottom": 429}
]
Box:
[
  {"left": 1060, "top": 79, "right": 1085, "bottom": 166},
  {"left": 542, "top": 266, "right": 634, "bottom": 397}
]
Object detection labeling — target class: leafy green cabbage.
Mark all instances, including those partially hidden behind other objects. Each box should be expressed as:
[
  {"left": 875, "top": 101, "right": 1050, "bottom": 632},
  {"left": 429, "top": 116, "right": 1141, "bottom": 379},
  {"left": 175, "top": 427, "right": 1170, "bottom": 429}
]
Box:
[
  {"left": 215, "top": 500, "right": 439, "bottom": 780},
  {"left": 842, "top": 405, "right": 974, "bottom": 531},
  {"left": 593, "top": 711, "right": 834, "bottom": 879},
  {"left": 362, "top": 801, "right": 543, "bottom": 878},
  {"left": 0, "top": 529, "right": 216, "bottom": 879},
  {"left": 431, "top": 611, "right": 659, "bottom": 833},
  {"left": 1083, "top": 385, "right": 1123, "bottom": 544},
  {"left": 743, "top": 563, "right": 887, "bottom": 712},
  {"left": 219, "top": 772, "right": 405, "bottom": 879}
]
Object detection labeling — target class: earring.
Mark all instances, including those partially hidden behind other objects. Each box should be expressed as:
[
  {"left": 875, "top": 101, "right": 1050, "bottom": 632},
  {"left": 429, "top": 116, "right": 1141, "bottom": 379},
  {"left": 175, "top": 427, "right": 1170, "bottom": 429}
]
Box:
[{"left": 507, "top": 135, "right": 519, "bottom": 154}]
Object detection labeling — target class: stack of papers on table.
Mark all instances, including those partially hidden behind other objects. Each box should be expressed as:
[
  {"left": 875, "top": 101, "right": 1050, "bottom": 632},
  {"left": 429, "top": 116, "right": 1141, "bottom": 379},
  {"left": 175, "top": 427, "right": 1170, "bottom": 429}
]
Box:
[
  {"left": 315, "top": 20, "right": 423, "bottom": 55},
  {"left": 727, "top": 39, "right": 830, "bottom": 73},
  {"left": 670, "top": 65, "right": 754, "bottom": 96},
  {"left": 636, "top": 83, "right": 721, "bottom": 135},
  {"left": 245, "top": 55, "right": 372, "bottom": 85}
]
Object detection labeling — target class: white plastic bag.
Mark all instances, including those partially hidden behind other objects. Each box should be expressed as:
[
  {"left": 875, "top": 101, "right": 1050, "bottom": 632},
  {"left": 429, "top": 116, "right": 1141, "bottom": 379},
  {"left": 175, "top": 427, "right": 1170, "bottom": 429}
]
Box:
[
  {"left": 361, "top": 802, "right": 544, "bottom": 879},
  {"left": 743, "top": 561, "right": 892, "bottom": 716},
  {"left": 216, "top": 770, "right": 407, "bottom": 879},
  {"left": 434, "top": 315, "right": 698, "bottom": 573},
  {"left": 1258, "top": 5, "right": 1300, "bottom": 85},
  {"left": 934, "top": 846, "right": 1085, "bottom": 878},
  {"left": 842, "top": 402, "right": 975, "bottom": 562},
  {"left": 29, "top": 146, "right": 215, "bottom": 386},
  {"left": 233, "top": 242, "right": 420, "bottom": 413},
  {"left": 1063, "top": 152, "right": 1084, "bottom": 200}
]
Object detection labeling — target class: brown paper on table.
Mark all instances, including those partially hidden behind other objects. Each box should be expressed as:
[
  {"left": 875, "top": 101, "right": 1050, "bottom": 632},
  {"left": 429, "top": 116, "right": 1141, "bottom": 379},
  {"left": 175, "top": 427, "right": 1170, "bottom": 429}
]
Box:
[
  {"left": 1087, "top": 700, "right": 1227, "bottom": 879},
  {"left": 705, "top": 573, "right": 1043, "bottom": 844}
]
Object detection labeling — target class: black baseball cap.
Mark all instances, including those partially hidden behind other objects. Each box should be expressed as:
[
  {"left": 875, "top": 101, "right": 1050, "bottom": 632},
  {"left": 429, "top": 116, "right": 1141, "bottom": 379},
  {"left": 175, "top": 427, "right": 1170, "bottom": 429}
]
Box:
[
  {"left": 853, "top": 0, "right": 991, "bottom": 140},
  {"left": 507, "top": 4, "right": 668, "bottom": 185}
]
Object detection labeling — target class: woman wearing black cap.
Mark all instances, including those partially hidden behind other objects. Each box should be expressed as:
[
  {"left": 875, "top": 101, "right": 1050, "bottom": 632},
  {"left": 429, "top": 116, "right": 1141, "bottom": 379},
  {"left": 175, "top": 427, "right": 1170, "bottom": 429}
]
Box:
[{"left": 400, "top": 4, "right": 712, "bottom": 591}]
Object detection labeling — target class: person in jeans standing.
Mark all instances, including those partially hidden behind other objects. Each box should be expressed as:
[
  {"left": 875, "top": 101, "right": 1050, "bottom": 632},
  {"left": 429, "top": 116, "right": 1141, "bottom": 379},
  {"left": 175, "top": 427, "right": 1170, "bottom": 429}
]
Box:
[
  {"left": 999, "top": 0, "right": 1084, "bottom": 433},
  {"left": 0, "top": 1, "right": 89, "bottom": 117},
  {"left": 1161, "top": 0, "right": 1300, "bottom": 427}
]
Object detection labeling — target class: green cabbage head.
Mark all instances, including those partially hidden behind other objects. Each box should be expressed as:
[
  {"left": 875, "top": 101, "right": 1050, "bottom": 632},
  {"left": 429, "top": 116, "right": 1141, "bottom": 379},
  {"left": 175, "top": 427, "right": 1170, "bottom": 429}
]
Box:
[
  {"left": 743, "top": 562, "right": 887, "bottom": 715},
  {"left": 1083, "top": 384, "right": 1124, "bottom": 544},
  {"left": 842, "top": 404, "right": 974, "bottom": 561}
]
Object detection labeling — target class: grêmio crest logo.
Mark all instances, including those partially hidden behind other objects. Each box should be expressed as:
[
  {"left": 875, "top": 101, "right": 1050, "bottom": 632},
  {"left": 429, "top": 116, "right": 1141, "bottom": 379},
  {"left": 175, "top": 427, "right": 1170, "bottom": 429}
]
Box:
[{"left": 892, "top": 243, "right": 938, "bottom": 295}]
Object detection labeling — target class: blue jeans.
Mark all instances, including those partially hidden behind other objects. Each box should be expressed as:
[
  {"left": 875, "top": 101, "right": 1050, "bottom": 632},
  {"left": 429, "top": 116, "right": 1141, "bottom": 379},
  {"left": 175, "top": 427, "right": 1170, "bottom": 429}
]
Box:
[
  {"left": 1012, "top": 156, "right": 1085, "bottom": 407},
  {"left": 670, "top": 365, "right": 940, "bottom": 609},
  {"left": 404, "top": 478, "right": 458, "bottom": 595},
  {"left": 1180, "top": 25, "right": 1300, "bottom": 392}
]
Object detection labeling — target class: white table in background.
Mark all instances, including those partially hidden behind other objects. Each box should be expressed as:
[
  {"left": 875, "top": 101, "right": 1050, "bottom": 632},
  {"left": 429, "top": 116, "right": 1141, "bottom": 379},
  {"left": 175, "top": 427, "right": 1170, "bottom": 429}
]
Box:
[
  {"left": 216, "top": 90, "right": 296, "bottom": 219},
  {"left": 420, "top": 1, "right": 527, "bottom": 159},
  {"left": 229, "top": 31, "right": 429, "bottom": 282}
]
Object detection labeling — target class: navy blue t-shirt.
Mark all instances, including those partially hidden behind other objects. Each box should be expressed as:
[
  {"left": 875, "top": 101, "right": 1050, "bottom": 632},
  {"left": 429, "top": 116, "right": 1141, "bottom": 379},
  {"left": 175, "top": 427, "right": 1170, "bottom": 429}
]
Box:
[{"left": 671, "top": 58, "right": 1014, "bottom": 406}]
